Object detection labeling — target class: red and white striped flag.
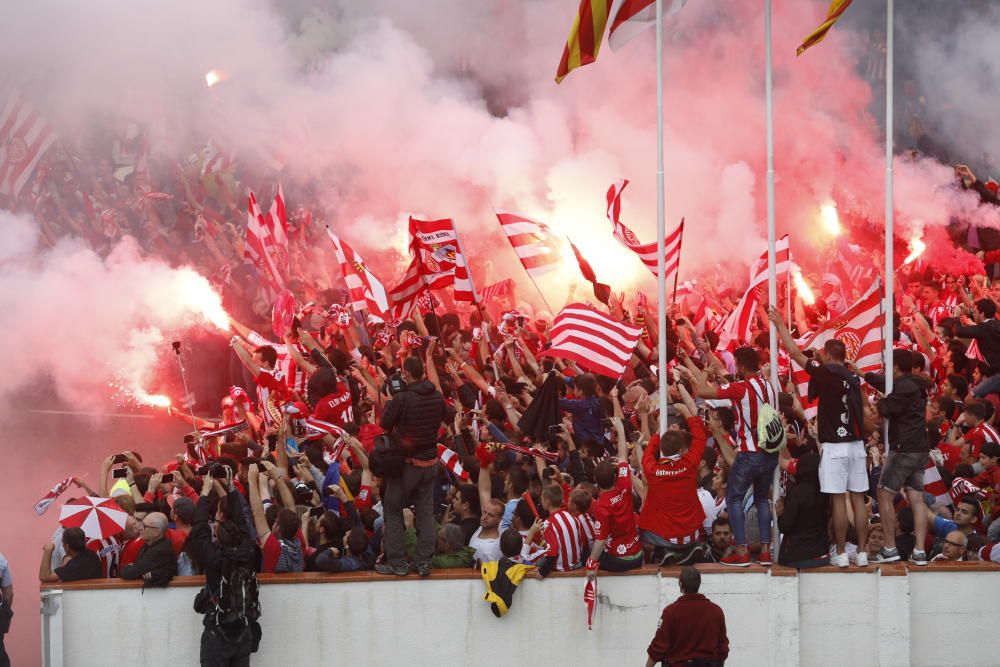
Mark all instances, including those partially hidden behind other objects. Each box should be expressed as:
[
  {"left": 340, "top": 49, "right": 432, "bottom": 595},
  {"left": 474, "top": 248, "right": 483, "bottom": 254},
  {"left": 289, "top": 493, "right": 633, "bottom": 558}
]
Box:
[
  {"left": 264, "top": 185, "right": 289, "bottom": 278},
  {"left": 481, "top": 278, "right": 515, "bottom": 304},
  {"left": 606, "top": 180, "right": 683, "bottom": 279},
  {"left": 409, "top": 217, "right": 475, "bottom": 302},
  {"left": 244, "top": 191, "right": 287, "bottom": 294},
  {"left": 718, "top": 236, "right": 792, "bottom": 347},
  {"left": 791, "top": 279, "right": 883, "bottom": 418},
  {"left": 326, "top": 229, "right": 390, "bottom": 318},
  {"left": 437, "top": 444, "right": 469, "bottom": 481},
  {"left": 0, "top": 90, "right": 57, "bottom": 202},
  {"left": 200, "top": 138, "right": 236, "bottom": 176},
  {"left": 924, "top": 458, "right": 950, "bottom": 507},
  {"left": 387, "top": 257, "right": 426, "bottom": 320},
  {"left": 496, "top": 211, "right": 563, "bottom": 278},
  {"left": 34, "top": 476, "right": 75, "bottom": 516},
  {"left": 584, "top": 578, "right": 597, "bottom": 630},
  {"left": 607, "top": 0, "right": 691, "bottom": 51},
  {"left": 540, "top": 303, "right": 641, "bottom": 378}
]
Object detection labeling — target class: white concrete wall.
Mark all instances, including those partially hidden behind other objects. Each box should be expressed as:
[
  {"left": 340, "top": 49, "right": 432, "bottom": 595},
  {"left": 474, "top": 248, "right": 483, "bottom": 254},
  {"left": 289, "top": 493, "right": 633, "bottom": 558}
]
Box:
[{"left": 40, "top": 569, "right": 1000, "bottom": 667}]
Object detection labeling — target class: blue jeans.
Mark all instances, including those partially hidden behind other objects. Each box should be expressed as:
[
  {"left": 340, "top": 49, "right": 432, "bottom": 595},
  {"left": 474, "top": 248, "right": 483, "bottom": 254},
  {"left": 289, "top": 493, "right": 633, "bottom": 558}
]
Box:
[
  {"left": 727, "top": 451, "right": 778, "bottom": 546},
  {"left": 973, "top": 373, "right": 1000, "bottom": 398}
]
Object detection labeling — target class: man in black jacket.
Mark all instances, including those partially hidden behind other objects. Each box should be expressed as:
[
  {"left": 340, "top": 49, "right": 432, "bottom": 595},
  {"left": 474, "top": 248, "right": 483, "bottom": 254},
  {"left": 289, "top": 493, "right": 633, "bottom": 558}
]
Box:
[
  {"left": 376, "top": 356, "right": 447, "bottom": 577},
  {"left": 189, "top": 473, "right": 259, "bottom": 666},
  {"left": 864, "top": 349, "right": 932, "bottom": 565},
  {"left": 121, "top": 512, "right": 176, "bottom": 586},
  {"left": 955, "top": 298, "right": 1000, "bottom": 398}
]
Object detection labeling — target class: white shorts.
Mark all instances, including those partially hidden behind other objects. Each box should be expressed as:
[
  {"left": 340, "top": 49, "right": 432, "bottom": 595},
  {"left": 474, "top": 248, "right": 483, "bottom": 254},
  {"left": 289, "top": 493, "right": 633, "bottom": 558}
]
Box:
[{"left": 819, "top": 441, "right": 868, "bottom": 494}]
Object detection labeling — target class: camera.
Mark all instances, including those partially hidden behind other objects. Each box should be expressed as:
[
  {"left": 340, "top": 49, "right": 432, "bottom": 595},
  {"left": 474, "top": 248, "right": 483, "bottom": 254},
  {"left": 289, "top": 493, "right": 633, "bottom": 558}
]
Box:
[
  {"left": 111, "top": 454, "right": 128, "bottom": 465},
  {"left": 196, "top": 463, "right": 231, "bottom": 478},
  {"left": 308, "top": 506, "right": 326, "bottom": 518},
  {"left": 161, "top": 473, "right": 175, "bottom": 484},
  {"left": 112, "top": 468, "right": 128, "bottom": 479},
  {"left": 385, "top": 373, "right": 407, "bottom": 396},
  {"left": 547, "top": 424, "right": 563, "bottom": 436}
]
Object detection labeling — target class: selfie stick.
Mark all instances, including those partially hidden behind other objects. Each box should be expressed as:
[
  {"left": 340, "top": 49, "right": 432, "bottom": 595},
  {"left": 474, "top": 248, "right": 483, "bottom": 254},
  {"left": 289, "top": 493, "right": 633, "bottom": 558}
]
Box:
[{"left": 172, "top": 340, "right": 201, "bottom": 437}]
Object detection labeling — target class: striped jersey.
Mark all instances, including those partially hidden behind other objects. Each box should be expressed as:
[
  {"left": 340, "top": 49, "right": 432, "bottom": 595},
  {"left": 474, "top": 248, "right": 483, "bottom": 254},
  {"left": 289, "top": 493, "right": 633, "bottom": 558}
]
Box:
[
  {"left": 967, "top": 422, "right": 1000, "bottom": 459},
  {"left": 246, "top": 330, "right": 309, "bottom": 395},
  {"left": 543, "top": 510, "right": 587, "bottom": 572},
  {"left": 717, "top": 375, "right": 778, "bottom": 453}
]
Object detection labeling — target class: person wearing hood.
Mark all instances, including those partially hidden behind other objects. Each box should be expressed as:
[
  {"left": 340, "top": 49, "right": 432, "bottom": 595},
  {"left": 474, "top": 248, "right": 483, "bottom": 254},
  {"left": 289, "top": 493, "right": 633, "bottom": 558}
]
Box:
[
  {"left": 777, "top": 453, "right": 830, "bottom": 569},
  {"left": 864, "top": 349, "right": 933, "bottom": 566},
  {"left": 376, "top": 356, "right": 447, "bottom": 577}
]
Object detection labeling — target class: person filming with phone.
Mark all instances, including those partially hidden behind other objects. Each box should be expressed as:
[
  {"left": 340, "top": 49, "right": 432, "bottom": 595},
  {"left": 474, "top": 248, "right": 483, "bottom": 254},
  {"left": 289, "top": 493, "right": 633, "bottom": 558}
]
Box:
[{"left": 375, "top": 356, "right": 447, "bottom": 577}]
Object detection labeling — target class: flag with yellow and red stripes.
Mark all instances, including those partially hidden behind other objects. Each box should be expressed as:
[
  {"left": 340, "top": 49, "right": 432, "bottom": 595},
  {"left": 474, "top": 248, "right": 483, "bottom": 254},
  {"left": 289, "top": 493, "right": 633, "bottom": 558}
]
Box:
[
  {"left": 796, "top": 0, "right": 854, "bottom": 56},
  {"left": 555, "top": 0, "right": 612, "bottom": 83}
]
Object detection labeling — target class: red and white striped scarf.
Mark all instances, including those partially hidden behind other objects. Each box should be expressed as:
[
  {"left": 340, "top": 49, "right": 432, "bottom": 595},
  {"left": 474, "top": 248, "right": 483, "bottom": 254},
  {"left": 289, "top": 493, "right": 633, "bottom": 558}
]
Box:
[{"left": 437, "top": 444, "right": 469, "bottom": 481}]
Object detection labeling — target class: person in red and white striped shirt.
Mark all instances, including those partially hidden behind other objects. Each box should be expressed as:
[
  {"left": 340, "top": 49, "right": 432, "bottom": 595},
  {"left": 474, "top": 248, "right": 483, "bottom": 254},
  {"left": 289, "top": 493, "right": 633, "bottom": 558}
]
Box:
[
  {"left": 537, "top": 485, "right": 588, "bottom": 576},
  {"left": 689, "top": 347, "right": 779, "bottom": 567}
]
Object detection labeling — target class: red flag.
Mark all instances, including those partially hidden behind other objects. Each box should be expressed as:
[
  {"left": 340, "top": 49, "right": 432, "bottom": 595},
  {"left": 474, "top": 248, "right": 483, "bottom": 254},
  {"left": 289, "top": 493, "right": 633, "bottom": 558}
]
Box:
[
  {"left": 606, "top": 180, "right": 684, "bottom": 278},
  {"left": 608, "top": 0, "right": 691, "bottom": 51},
  {"left": 244, "top": 191, "right": 286, "bottom": 294},
  {"left": 569, "top": 240, "right": 611, "bottom": 306},
  {"left": 34, "top": 476, "right": 75, "bottom": 516},
  {"left": 387, "top": 257, "right": 427, "bottom": 320},
  {"left": 0, "top": 90, "right": 57, "bottom": 202},
  {"left": 540, "top": 303, "right": 641, "bottom": 378},
  {"left": 496, "top": 211, "right": 563, "bottom": 277},
  {"left": 408, "top": 217, "right": 475, "bottom": 302},
  {"left": 271, "top": 289, "right": 296, "bottom": 339},
  {"left": 326, "top": 228, "right": 390, "bottom": 318},
  {"left": 481, "top": 278, "right": 515, "bottom": 303},
  {"left": 264, "top": 185, "right": 289, "bottom": 279},
  {"left": 584, "top": 578, "right": 597, "bottom": 630},
  {"left": 718, "top": 236, "right": 791, "bottom": 347},
  {"left": 437, "top": 444, "right": 469, "bottom": 481}
]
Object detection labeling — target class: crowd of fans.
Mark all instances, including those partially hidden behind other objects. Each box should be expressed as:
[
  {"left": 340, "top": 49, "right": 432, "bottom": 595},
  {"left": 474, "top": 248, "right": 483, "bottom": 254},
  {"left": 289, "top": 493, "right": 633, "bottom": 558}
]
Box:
[{"left": 3, "top": 47, "right": 999, "bottom": 665}]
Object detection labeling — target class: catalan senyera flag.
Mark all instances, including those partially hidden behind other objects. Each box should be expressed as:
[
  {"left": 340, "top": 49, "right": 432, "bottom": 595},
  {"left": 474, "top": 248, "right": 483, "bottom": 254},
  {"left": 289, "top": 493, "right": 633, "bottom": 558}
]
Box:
[
  {"left": 555, "top": 0, "right": 613, "bottom": 83},
  {"left": 796, "top": 0, "right": 854, "bottom": 56}
]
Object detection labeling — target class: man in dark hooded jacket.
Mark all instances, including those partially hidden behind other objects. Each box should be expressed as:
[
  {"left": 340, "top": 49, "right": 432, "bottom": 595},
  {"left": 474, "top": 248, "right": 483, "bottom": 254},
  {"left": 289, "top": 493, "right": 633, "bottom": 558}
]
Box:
[
  {"left": 377, "top": 356, "right": 447, "bottom": 577},
  {"left": 864, "top": 349, "right": 932, "bottom": 565},
  {"left": 777, "top": 453, "right": 829, "bottom": 568}
]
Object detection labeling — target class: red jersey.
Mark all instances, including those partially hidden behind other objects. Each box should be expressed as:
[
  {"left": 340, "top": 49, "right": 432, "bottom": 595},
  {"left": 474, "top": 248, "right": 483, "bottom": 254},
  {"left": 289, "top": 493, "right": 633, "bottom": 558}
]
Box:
[
  {"left": 716, "top": 377, "right": 777, "bottom": 453},
  {"left": 592, "top": 461, "right": 641, "bottom": 558},
  {"left": 354, "top": 484, "right": 374, "bottom": 512},
  {"left": 967, "top": 423, "right": 1000, "bottom": 459},
  {"left": 120, "top": 537, "right": 143, "bottom": 568},
  {"left": 543, "top": 509, "right": 587, "bottom": 572},
  {"left": 639, "top": 416, "right": 708, "bottom": 540},
  {"left": 312, "top": 381, "right": 354, "bottom": 426}
]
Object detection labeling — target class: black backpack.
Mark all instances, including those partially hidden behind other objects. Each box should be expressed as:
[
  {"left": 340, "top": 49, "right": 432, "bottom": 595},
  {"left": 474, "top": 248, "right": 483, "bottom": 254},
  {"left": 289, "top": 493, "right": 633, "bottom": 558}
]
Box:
[{"left": 195, "top": 560, "right": 261, "bottom": 638}]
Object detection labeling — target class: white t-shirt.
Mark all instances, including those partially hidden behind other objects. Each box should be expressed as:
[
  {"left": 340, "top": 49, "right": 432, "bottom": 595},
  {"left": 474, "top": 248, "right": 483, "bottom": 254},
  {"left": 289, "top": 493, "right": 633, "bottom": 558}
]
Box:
[
  {"left": 470, "top": 527, "right": 502, "bottom": 564},
  {"left": 697, "top": 488, "right": 720, "bottom": 533}
]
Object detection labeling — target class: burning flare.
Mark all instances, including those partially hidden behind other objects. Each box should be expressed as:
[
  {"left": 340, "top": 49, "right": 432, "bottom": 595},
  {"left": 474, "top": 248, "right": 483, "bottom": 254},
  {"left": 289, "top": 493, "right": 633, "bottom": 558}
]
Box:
[
  {"left": 205, "top": 69, "right": 225, "bottom": 87},
  {"left": 903, "top": 237, "right": 926, "bottom": 265},
  {"left": 819, "top": 202, "right": 841, "bottom": 237},
  {"left": 792, "top": 267, "right": 816, "bottom": 305},
  {"left": 132, "top": 388, "right": 171, "bottom": 408}
]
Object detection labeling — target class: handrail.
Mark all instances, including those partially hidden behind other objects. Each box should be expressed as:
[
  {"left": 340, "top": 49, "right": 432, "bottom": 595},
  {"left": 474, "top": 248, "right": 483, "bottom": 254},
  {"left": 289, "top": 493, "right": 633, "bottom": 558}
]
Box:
[{"left": 40, "top": 560, "right": 999, "bottom": 591}]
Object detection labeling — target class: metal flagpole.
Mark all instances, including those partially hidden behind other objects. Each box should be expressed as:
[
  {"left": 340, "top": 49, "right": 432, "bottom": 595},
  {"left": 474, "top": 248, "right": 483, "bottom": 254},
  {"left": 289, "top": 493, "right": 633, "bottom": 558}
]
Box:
[
  {"left": 172, "top": 341, "right": 201, "bottom": 438},
  {"left": 764, "top": 0, "right": 781, "bottom": 560},
  {"left": 765, "top": 0, "right": 778, "bottom": 389},
  {"left": 655, "top": 0, "right": 668, "bottom": 435},
  {"left": 526, "top": 273, "right": 556, "bottom": 314},
  {"left": 883, "top": 0, "right": 895, "bottom": 456}
]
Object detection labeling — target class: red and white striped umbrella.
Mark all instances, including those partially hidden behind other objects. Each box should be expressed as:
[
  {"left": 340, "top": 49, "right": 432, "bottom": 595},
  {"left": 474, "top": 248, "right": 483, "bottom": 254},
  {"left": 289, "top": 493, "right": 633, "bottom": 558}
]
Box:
[{"left": 58, "top": 496, "right": 128, "bottom": 540}]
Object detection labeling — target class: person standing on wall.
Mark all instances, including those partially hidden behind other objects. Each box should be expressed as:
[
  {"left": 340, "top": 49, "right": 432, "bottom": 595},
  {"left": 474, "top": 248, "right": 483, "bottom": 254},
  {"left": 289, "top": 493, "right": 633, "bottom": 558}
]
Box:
[
  {"left": 375, "top": 356, "right": 447, "bottom": 577},
  {"left": 646, "top": 566, "right": 729, "bottom": 667}
]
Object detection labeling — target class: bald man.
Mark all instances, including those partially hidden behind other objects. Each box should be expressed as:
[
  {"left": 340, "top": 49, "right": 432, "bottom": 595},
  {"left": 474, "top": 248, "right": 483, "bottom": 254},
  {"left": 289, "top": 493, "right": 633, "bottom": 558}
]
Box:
[
  {"left": 121, "top": 512, "right": 176, "bottom": 586},
  {"left": 932, "top": 531, "right": 967, "bottom": 563}
]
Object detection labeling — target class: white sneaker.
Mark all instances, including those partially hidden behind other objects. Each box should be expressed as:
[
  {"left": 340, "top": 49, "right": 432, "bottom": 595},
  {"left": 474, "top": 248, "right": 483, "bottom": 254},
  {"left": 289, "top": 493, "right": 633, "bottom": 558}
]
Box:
[
  {"left": 855, "top": 552, "right": 869, "bottom": 567},
  {"left": 830, "top": 551, "right": 850, "bottom": 568}
]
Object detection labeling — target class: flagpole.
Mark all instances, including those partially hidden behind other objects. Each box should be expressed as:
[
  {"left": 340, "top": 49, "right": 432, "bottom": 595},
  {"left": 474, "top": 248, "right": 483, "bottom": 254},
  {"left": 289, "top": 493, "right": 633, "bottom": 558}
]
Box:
[
  {"left": 883, "top": 0, "right": 895, "bottom": 457},
  {"left": 526, "top": 273, "right": 556, "bottom": 314},
  {"left": 655, "top": 0, "right": 668, "bottom": 435},
  {"left": 764, "top": 0, "right": 781, "bottom": 561}
]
